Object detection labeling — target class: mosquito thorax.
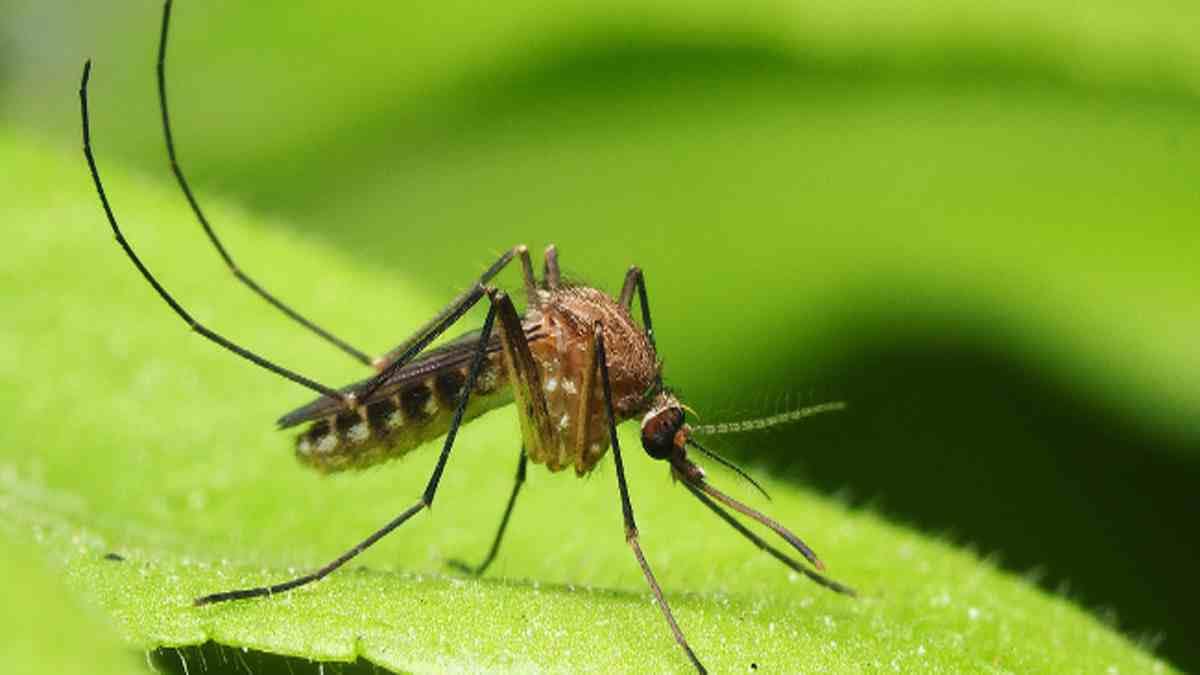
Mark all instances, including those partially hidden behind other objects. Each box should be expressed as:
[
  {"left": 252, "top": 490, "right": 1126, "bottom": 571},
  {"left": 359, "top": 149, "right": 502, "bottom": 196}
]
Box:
[{"left": 640, "top": 397, "right": 685, "bottom": 460}]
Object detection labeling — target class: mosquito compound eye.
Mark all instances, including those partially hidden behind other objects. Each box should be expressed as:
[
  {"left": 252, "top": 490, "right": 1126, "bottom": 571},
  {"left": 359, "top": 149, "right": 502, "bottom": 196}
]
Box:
[{"left": 641, "top": 407, "right": 684, "bottom": 460}]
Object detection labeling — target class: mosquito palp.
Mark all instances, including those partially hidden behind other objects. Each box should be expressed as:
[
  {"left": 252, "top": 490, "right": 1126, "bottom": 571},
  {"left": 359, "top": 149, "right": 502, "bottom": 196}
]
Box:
[
  {"left": 686, "top": 437, "right": 772, "bottom": 501},
  {"left": 81, "top": 3, "right": 853, "bottom": 671},
  {"left": 681, "top": 480, "right": 856, "bottom": 597}
]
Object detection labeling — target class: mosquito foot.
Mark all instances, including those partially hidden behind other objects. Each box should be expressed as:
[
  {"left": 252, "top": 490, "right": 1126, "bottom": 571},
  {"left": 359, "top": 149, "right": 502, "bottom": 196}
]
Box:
[{"left": 445, "top": 559, "right": 483, "bottom": 576}]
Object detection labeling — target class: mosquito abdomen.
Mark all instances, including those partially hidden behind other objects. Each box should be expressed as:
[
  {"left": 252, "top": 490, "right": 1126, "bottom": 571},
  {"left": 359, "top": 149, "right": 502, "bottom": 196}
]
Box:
[{"left": 295, "top": 359, "right": 512, "bottom": 473}]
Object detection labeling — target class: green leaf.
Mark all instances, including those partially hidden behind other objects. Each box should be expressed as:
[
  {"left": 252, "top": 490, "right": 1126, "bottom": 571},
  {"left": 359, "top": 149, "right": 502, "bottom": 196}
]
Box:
[
  {"left": 0, "top": 528, "right": 139, "bottom": 674},
  {"left": 0, "top": 132, "right": 1174, "bottom": 672},
  {"left": 6, "top": 0, "right": 1200, "bottom": 670}
]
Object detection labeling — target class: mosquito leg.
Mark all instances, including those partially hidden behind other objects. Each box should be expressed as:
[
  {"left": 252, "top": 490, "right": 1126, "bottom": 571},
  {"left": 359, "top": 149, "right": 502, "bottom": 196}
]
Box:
[
  {"left": 195, "top": 290, "right": 502, "bottom": 605},
  {"left": 596, "top": 326, "right": 706, "bottom": 674},
  {"left": 573, "top": 327, "right": 598, "bottom": 465},
  {"left": 193, "top": 501, "right": 424, "bottom": 605},
  {"left": 94, "top": 33, "right": 508, "bottom": 413},
  {"left": 372, "top": 244, "right": 530, "bottom": 371},
  {"left": 517, "top": 246, "right": 538, "bottom": 306},
  {"left": 81, "top": 62, "right": 347, "bottom": 403},
  {"left": 679, "top": 481, "right": 856, "bottom": 596},
  {"left": 543, "top": 244, "right": 561, "bottom": 289},
  {"left": 493, "top": 288, "right": 557, "bottom": 462},
  {"left": 157, "top": 0, "right": 372, "bottom": 366},
  {"left": 447, "top": 449, "right": 528, "bottom": 576},
  {"left": 617, "top": 266, "right": 656, "bottom": 354}
]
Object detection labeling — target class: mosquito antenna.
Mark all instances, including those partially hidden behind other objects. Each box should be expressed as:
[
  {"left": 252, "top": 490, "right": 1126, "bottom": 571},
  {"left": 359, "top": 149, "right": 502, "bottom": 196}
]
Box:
[
  {"left": 690, "top": 400, "right": 846, "bottom": 437},
  {"left": 686, "top": 470, "right": 825, "bottom": 570},
  {"left": 681, "top": 480, "right": 855, "bottom": 596},
  {"left": 686, "top": 438, "right": 771, "bottom": 501}
]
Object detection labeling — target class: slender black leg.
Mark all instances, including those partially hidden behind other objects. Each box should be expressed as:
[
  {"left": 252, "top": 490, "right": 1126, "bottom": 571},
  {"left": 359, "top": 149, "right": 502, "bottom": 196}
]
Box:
[
  {"left": 596, "top": 326, "right": 706, "bottom": 674},
  {"left": 370, "top": 244, "right": 534, "bottom": 372},
  {"left": 81, "top": 62, "right": 347, "bottom": 402},
  {"left": 157, "top": 0, "right": 372, "bottom": 366},
  {"left": 447, "top": 449, "right": 528, "bottom": 576},
  {"left": 86, "top": 53, "right": 519, "bottom": 416},
  {"left": 332, "top": 243, "right": 538, "bottom": 407},
  {"left": 162, "top": 3, "right": 541, "bottom": 382},
  {"left": 194, "top": 291, "right": 502, "bottom": 605},
  {"left": 680, "top": 481, "right": 856, "bottom": 597},
  {"left": 617, "top": 266, "right": 656, "bottom": 355},
  {"left": 356, "top": 282, "right": 492, "bottom": 403}
]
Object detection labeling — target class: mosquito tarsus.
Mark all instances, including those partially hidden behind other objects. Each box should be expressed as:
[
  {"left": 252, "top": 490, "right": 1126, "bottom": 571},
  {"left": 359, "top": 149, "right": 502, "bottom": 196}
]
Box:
[{"left": 78, "top": 2, "right": 853, "bottom": 671}]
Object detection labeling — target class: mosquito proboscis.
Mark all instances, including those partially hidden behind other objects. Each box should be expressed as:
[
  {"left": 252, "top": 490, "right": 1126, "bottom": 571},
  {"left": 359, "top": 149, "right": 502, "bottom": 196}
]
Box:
[{"left": 79, "top": 3, "right": 854, "bottom": 671}]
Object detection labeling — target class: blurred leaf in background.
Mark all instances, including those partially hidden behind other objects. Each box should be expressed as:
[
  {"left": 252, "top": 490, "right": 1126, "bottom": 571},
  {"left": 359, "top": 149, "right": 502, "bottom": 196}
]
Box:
[{"left": 2, "top": 0, "right": 1197, "bottom": 672}]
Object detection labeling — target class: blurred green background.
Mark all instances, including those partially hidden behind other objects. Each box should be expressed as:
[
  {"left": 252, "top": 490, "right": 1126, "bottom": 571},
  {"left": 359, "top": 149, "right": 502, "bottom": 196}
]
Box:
[{"left": 2, "top": 0, "right": 1198, "bottom": 671}]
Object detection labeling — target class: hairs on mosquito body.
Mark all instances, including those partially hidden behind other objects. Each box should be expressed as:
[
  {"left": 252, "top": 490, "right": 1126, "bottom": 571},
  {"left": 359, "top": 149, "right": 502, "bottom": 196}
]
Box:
[{"left": 690, "top": 400, "right": 847, "bottom": 437}]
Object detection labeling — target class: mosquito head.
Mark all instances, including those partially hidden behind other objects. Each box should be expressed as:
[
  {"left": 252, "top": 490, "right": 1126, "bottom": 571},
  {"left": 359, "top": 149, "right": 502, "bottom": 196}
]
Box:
[{"left": 640, "top": 393, "right": 688, "bottom": 462}]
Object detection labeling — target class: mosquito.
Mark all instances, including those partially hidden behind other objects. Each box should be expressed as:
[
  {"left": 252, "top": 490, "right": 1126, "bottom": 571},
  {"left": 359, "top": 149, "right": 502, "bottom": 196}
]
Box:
[{"left": 78, "top": 3, "right": 854, "bottom": 671}]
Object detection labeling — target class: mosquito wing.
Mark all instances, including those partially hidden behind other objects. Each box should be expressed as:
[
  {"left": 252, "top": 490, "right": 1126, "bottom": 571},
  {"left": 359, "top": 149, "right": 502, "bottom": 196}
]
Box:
[{"left": 277, "top": 324, "right": 538, "bottom": 429}]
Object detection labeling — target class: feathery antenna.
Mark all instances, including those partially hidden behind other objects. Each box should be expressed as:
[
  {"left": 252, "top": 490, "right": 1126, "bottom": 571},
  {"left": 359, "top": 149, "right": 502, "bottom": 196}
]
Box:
[{"left": 691, "top": 401, "right": 846, "bottom": 437}]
